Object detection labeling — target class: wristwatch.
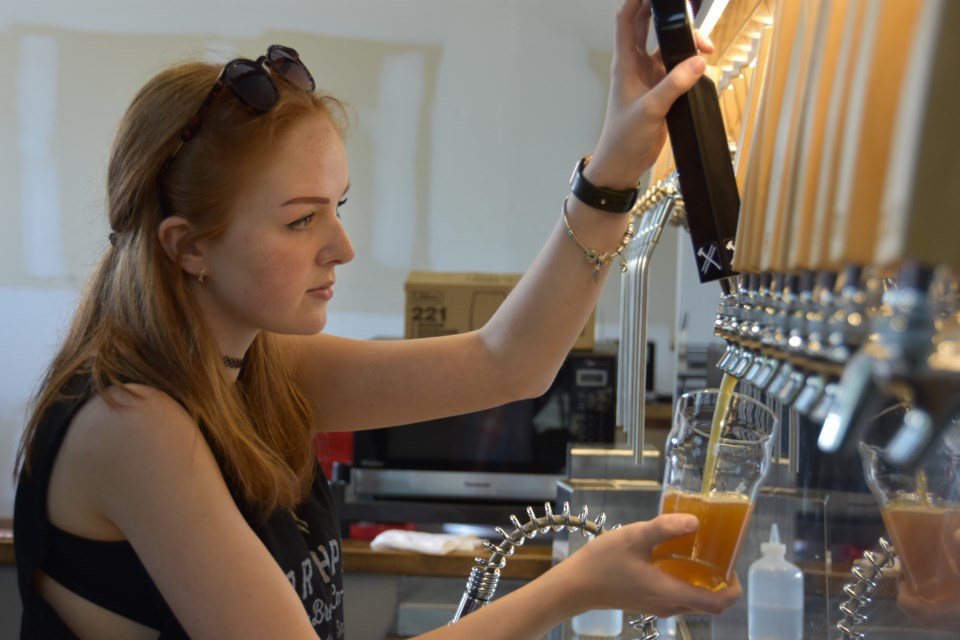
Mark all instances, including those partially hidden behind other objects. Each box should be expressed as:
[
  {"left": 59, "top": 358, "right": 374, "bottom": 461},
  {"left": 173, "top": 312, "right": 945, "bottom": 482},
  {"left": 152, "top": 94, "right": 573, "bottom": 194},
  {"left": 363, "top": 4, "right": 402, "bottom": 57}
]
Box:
[{"left": 569, "top": 156, "right": 640, "bottom": 214}]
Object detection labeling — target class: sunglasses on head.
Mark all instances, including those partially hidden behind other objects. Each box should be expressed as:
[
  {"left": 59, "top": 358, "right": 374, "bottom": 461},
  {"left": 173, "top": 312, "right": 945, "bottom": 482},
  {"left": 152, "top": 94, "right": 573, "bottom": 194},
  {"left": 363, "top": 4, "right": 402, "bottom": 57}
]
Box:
[
  {"left": 159, "top": 45, "right": 315, "bottom": 213},
  {"left": 177, "top": 44, "right": 315, "bottom": 147}
]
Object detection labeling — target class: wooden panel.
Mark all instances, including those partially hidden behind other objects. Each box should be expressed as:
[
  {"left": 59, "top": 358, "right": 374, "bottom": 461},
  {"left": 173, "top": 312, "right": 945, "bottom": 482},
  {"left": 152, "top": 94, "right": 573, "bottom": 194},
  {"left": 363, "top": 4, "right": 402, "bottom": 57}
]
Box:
[
  {"left": 758, "top": 0, "right": 824, "bottom": 273},
  {"left": 807, "top": 0, "right": 867, "bottom": 271},
  {"left": 877, "top": 0, "right": 960, "bottom": 269},
  {"left": 705, "top": 0, "right": 769, "bottom": 69},
  {"left": 829, "top": 0, "right": 927, "bottom": 268},
  {"left": 785, "top": 0, "right": 852, "bottom": 271},
  {"left": 738, "top": 0, "right": 803, "bottom": 272},
  {"left": 730, "top": 25, "right": 772, "bottom": 271}
]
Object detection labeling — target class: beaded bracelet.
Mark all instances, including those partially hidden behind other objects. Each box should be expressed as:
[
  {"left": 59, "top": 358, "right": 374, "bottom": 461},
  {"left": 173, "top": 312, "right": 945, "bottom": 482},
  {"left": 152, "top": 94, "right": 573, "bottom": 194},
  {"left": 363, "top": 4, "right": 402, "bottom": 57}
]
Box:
[{"left": 561, "top": 196, "right": 636, "bottom": 275}]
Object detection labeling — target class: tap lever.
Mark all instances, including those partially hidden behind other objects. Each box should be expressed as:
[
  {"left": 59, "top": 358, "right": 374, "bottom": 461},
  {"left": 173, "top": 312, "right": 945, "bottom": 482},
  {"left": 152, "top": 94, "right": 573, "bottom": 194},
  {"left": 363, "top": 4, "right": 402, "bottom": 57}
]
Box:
[{"left": 650, "top": 0, "right": 741, "bottom": 283}]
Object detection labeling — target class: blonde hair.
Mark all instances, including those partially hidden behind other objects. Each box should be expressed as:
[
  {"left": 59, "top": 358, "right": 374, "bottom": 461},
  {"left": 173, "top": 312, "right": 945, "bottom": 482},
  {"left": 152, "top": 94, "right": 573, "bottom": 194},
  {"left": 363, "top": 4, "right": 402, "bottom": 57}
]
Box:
[{"left": 18, "top": 56, "right": 350, "bottom": 516}]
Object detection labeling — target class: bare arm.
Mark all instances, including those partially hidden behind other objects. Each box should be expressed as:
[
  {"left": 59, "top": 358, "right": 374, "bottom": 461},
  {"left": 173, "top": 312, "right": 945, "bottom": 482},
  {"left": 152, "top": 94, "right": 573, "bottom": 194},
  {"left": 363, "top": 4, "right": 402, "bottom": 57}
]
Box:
[
  {"left": 58, "top": 392, "right": 739, "bottom": 640},
  {"left": 288, "top": 0, "right": 712, "bottom": 433},
  {"left": 415, "top": 514, "right": 741, "bottom": 639},
  {"left": 61, "top": 387, "right": 321, "bottom": 639}
]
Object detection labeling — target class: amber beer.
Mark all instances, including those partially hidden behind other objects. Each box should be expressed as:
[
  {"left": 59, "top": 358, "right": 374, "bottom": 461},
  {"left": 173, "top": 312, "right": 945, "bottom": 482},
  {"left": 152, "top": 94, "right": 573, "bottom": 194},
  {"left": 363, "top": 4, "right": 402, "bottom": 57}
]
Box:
[
  {"left": 655, "top": 384, "right": 777, "bottom": 591},
  {"left": 881, "top": 502, "right": 960, "bottom": 602},
  {"left": 651, "top": 489, "right": 754, "bottom": 590}
]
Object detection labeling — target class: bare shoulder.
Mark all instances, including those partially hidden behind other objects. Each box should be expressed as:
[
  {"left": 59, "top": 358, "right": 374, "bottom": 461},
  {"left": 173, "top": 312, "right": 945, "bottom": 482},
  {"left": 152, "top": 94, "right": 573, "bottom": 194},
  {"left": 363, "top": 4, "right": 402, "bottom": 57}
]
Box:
[
  {"left": 48, "top": 383, "right": 321, "bottom": 638},
  {"left": 49, "top": 383, "right": 220, "bottom": 539},
  {"left": 70, "top": 383, "right": 207, "bottom": 461},
  {"left": 70, "top": 382, "right": 224, "bottom": 491}
]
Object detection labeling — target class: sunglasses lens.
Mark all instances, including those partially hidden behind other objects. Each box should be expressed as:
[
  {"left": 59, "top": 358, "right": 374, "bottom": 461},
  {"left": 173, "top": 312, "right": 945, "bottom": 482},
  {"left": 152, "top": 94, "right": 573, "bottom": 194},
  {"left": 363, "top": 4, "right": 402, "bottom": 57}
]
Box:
[
  {"left": 267, "top": 46, "right": 316, "bottom": 92},
  {"left": 223, "top": 61, "right": 278, "bottom": 111}
]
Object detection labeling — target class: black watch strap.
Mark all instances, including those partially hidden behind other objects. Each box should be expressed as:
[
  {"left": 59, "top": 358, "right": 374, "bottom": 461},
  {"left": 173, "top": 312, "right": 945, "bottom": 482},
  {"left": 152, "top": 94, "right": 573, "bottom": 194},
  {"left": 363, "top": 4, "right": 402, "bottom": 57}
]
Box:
[{"left": 569, "top": 156, "right": 639, "bottom": 214}]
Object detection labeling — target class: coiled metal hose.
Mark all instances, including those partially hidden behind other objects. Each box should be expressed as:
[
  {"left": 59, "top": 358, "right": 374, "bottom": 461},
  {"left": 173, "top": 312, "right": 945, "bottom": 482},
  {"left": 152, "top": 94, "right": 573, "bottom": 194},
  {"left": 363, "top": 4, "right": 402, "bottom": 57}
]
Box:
[
  {"left": 836, "top": 537, "right": 897, "bottom": 639},
  {"left": 450, "top": 501, "right": 660, "bottom": 639}
]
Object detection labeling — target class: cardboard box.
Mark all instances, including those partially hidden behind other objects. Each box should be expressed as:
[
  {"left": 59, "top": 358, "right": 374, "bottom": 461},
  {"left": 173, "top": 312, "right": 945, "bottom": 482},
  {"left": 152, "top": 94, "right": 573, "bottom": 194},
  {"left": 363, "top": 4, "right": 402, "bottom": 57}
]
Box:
[{"left": 404, "top": 271, "right": 596, "bottom": 350}]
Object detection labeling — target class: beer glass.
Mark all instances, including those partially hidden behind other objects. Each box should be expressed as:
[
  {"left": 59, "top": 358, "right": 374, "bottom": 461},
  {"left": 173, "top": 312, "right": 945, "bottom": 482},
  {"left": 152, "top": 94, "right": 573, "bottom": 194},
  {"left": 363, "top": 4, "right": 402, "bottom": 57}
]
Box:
[
  {"left": 859, "top": 412, "right": 960, "bottom": 603},
  {"left": 651, "top": 388, "right": 779, "bottom": 590}
]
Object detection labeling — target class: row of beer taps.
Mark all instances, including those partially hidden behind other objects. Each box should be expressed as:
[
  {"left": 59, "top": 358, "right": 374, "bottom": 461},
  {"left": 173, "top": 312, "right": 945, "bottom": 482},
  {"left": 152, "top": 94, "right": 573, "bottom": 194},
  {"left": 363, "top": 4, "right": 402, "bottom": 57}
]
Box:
[{"left": 713, "top": 262, "right": 960, "bottom": 471}]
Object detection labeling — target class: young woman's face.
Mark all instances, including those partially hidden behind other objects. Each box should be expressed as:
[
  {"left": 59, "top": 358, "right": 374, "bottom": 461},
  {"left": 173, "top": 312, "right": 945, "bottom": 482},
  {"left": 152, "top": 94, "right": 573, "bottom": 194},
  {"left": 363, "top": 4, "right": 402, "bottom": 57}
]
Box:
[{"left": 198, "top": 113, "right": 354, "bottom": 343}]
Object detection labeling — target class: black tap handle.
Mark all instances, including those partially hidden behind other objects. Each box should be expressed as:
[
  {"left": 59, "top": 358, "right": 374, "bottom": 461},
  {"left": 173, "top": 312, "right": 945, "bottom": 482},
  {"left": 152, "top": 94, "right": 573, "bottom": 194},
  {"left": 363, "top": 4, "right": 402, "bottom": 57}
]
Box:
[
  {"left": 650, "top": 0, "right": 699, "bottom": 71},
  {"left": 816, "top": 270, "right": 839, "bottom": 293},
  {"left": 650, "top": 0, "right": 740, "bottom": 284},
  {"left": 896, "top": 260, "right": 935, "bottom": 293}
]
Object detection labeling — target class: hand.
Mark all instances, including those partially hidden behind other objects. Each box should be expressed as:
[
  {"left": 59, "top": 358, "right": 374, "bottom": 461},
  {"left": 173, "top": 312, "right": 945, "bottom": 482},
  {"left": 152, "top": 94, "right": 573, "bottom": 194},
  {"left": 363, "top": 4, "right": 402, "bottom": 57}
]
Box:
[
  {"left": 563, "top": 513, "right": 742, "bottom": 618},
  {"left": 586, "top": 0, "right": 715, "bottom": 189}
]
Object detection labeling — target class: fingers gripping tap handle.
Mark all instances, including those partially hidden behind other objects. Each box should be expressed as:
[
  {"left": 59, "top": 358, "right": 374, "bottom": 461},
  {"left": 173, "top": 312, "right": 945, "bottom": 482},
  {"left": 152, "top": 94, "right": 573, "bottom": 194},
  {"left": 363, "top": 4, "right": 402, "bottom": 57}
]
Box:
[
  {"left": 649, "top": 0, "right": 740, "bottom": 283},
  {"left": 650, "top": 0, "right": 699, "bottom": 71}
]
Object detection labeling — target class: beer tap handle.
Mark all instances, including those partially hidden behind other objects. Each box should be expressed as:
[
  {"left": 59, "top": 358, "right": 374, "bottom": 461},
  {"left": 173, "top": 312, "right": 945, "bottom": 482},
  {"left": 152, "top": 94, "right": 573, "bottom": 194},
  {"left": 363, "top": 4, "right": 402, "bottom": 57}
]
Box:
[
  {"left": 650, "top": 0, "right": 740, "bottom": 283},
  {"left": 882, "top": 378, "right": 960, "bottom": 471},
  {"left": 883, "top": 407, "right": 936, "bottom": 469},
  {"left": 820, "top": 263, "right": 937, "bottom": 461},
  {"left": 818, "top": 350, "right": 885, "bottom": 455}
]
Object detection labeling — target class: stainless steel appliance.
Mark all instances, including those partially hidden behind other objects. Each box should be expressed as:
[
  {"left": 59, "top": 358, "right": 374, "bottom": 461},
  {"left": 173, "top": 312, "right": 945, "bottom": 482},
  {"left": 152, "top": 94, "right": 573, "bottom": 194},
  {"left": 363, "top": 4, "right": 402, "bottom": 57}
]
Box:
[{"left": 351, "top": 349, "right": 621, "bottom": 502}]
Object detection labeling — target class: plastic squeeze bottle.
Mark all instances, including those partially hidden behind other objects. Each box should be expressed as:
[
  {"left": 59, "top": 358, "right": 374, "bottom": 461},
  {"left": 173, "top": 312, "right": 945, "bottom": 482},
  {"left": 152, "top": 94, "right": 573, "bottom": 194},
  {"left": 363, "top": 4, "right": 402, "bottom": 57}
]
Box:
[
  {"left": 571, "top": 608, "right": 623, "bottom": 638},
  {"left": 748, "top": 523, "right": 803, "bottom": 640}
]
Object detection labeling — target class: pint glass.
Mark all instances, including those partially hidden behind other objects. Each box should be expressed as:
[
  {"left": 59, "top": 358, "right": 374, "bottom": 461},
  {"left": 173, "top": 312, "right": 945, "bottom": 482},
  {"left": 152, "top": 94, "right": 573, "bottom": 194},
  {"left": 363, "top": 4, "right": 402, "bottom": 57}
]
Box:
[
  {"left": 860, "top": 413, "right": 960, "bottom": 603},
  {"left": 651, "top": 389, "right": 779, "bottom": 590}
]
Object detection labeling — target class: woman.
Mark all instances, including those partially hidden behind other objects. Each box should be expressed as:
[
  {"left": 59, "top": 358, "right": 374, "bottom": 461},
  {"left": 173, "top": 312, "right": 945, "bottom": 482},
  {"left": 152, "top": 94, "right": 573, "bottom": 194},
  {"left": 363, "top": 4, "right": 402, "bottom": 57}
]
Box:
[{"left": 14, "top": 0, "right": 740, "bottom": 637}]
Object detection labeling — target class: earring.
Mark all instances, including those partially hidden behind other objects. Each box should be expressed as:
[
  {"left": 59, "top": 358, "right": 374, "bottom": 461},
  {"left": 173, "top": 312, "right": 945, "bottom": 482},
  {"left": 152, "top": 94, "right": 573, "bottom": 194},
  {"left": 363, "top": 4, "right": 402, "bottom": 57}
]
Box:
[{"left": 198, "top": 267, "right": 206, "bottom": 284}]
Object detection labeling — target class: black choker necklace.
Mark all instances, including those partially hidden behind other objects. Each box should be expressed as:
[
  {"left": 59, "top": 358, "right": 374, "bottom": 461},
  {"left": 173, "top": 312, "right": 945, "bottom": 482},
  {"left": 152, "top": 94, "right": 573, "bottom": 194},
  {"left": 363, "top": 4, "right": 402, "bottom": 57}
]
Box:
[{"left": 222, "top": 355, "right": 244, "bottom": 369}]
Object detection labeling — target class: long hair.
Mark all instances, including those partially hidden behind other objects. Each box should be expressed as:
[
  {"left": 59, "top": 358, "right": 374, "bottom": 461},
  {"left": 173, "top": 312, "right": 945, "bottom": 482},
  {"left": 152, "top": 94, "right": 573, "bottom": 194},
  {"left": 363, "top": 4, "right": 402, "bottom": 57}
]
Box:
[{"left": 17, "top": 56, "right": 350, "bottom": 516}]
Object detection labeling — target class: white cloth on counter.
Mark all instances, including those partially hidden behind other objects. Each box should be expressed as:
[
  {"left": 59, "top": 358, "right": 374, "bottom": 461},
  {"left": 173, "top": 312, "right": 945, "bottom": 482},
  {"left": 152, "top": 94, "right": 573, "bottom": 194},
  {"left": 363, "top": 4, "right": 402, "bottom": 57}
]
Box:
[{"left": 369, "top": 530, "right": 487, "bottom": 555}]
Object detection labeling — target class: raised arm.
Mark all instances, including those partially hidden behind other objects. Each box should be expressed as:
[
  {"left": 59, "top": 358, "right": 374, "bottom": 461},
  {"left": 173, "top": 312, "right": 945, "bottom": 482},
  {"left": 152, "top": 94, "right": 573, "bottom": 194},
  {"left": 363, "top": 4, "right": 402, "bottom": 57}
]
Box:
[{"left": 288, "top": 0, "right": 712, "bottom": 433}]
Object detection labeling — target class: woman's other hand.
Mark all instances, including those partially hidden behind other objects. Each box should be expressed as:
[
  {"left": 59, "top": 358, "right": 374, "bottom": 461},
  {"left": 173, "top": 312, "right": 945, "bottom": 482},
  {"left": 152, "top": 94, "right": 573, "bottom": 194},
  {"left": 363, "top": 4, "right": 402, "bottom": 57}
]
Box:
[{"left": 563, "top": 513, "right": 742, "bottom": 618}]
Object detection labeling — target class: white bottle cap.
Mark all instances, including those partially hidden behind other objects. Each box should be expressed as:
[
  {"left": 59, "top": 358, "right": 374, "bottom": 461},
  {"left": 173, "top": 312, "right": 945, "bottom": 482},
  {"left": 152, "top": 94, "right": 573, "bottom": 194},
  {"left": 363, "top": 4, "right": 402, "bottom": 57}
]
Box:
[{"left": 760, "top": 523, "right": 786, "bottom": 556}]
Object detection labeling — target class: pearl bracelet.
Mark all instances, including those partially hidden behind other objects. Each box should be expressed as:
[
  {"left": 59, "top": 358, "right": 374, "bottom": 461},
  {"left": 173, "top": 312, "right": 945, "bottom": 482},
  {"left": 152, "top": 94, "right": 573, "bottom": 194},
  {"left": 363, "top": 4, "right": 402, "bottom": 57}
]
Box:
[{"left": 561, "top": 196, "right": 636, "bottom": 275}]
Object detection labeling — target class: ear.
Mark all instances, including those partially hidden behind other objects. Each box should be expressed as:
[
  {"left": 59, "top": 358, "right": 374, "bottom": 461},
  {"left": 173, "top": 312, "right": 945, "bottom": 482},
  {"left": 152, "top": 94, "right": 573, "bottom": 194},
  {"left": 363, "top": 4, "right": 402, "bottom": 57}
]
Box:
[{"left": 158, "top": 216, "right": 205, "bottom": 279}]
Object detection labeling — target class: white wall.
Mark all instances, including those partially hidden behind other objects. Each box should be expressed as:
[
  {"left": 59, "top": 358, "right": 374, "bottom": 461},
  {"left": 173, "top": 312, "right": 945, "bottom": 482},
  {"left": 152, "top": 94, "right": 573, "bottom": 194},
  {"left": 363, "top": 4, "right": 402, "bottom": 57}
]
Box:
[{"left": 0, "top": 0, "right": 691, "bottom": 518}]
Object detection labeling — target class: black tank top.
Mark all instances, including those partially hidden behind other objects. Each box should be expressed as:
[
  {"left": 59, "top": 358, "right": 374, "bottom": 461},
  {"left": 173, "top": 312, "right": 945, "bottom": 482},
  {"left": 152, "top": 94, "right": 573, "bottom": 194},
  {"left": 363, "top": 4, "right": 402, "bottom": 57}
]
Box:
[{"left": 14, "top": 376, "right": 345, "bottom": 639}]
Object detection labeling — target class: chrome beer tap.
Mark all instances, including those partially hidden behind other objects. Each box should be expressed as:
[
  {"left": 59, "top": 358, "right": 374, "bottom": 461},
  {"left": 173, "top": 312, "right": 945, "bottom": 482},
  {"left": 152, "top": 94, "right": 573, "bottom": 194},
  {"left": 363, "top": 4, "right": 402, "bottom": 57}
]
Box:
[
  {"left": 731, "top": 274, "right": 761, "bottom": 378},
  {"left": 816, "top": 265, "right": 886, "bottom": 457},
  {"left": 743, "top": 273, "right": 781, "bottom": 386},
  {"left": 718, "top": 275, "right": 750, "bottom": 374},
  {"left": 804, "top": 269, "right": 870, "bottom": 426},
  {"left": 715, "top": 276, "right": 741, "bottom": 372},
  {"left": 794, "top": 271, "right": 840, "bottom": 417},
  {"left": 768, "top": 273, "right": 814, "bottom": 400},
  {"left": 805, "top": 271, "right": 839, "bottom": 361},
  {"left": 733, "top": 273, "right": 767, "bottom": 380},
  {"left": 878, "top": 267, "right": 960, "bottom": 469},
  {"left": 751, "top": 273, "right": 795, "bottom": 391},
  {"left": 818, "top": 263, "right": 960, "bottom": 470},
  {"left": 823, "top": 265, "right": 870, "bottom": 366}
]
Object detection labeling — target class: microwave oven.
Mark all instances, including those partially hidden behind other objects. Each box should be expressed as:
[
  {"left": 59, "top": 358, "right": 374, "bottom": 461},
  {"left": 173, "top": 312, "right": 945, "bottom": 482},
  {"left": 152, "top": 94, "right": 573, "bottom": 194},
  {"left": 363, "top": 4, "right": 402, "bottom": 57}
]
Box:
[{"left": 351, "top": 348, "right": 623, "bottom": 502}]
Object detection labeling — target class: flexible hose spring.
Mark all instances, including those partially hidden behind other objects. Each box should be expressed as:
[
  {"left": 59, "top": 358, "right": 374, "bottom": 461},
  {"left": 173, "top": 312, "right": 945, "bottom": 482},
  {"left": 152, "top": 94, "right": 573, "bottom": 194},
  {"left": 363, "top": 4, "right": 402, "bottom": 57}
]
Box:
[
  {"left": 628, "top": 613, "right": 661, "bottom": 639},
  {"left": 836, "top": 537, "right": 897, "bottom": 639},
  {"left": 451, "top": 501, "right": 660, "bottom": 638}
]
